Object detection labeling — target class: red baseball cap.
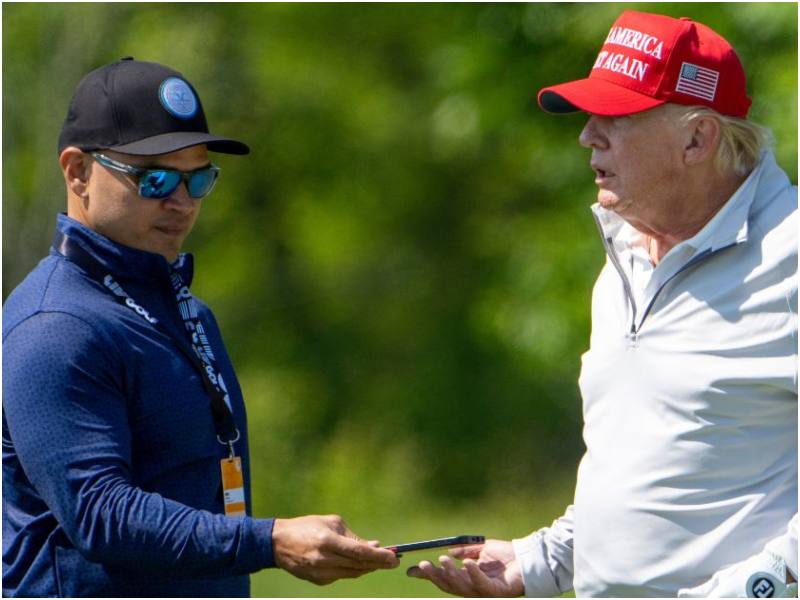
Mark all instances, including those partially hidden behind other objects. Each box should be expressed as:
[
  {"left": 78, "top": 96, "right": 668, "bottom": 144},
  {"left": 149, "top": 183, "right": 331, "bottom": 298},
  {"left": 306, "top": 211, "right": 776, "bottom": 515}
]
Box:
[{"left": 538, "top": 10, "right": 751, "bottom": 118}]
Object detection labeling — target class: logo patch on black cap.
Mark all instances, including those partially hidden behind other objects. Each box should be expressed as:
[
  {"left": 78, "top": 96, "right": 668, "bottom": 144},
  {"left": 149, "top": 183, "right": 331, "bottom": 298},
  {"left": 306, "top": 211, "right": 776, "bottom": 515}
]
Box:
[{"left": 158, "top": 77, "right": 198, "bottom": 119}]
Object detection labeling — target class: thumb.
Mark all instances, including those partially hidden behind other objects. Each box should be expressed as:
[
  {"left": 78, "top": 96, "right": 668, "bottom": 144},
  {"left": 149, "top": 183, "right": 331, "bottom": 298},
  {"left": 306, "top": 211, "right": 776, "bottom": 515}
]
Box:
[
  {"left": 450, "top": 544, "right": 484, "bottom": 560},
  {"left": 406, "top": 566, "right": 424, "bottom": 578}
]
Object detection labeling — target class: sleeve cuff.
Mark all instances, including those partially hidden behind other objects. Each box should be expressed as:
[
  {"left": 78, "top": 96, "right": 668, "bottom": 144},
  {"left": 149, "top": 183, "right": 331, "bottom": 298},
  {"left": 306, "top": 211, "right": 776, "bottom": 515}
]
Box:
[
  {"left": 252, "top": 517, "right": 276, "bottom": 569},
  {"left": 764, "top": 515, "right": 798, "bottom": 579},
  {"left": 512, "top": 533, "right": 561, "bottom": 598}
]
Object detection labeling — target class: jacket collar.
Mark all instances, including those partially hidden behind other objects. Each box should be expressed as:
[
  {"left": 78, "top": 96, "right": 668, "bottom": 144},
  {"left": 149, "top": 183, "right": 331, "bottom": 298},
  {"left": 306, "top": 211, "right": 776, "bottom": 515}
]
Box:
[
  {"left": 52, "top": 213, "right": 194, "bottom": 286},
  {"left": 591, "top": 150, "right": 778, "bottom": 254}
]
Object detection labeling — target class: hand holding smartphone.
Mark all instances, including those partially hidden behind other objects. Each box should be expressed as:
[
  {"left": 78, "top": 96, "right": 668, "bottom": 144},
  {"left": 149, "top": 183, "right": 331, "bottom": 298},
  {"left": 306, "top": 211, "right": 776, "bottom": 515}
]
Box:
[{"left": 383, "top": 535, "right": 485, "bottom": 556}]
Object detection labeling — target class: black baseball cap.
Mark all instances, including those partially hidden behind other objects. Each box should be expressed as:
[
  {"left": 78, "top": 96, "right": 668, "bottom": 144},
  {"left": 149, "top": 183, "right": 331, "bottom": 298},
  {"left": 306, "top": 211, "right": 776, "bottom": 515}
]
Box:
[{"left": 58, "top": 57, "right": 249, "bottom": 156}]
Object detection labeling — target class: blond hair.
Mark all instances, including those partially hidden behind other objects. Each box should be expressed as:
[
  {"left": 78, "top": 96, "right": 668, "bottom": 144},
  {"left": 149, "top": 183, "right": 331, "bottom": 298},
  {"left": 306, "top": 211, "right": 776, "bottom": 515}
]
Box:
[{"left": 664, "top": 104, "right": 774, "bottom": 177}]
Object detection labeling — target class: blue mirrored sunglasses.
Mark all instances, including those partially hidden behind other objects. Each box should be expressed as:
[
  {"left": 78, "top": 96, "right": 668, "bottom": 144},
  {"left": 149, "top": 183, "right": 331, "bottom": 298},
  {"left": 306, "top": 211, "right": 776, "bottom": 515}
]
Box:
[{"left": 91, "top": 153, "right": 220, "bottom": 199}]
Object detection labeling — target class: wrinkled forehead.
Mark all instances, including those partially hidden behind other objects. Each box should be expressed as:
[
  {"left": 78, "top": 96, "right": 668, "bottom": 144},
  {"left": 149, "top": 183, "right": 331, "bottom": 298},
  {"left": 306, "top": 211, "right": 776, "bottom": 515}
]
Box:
[{"left": 587, "top": 105, "right": 691, "bottom": 142}]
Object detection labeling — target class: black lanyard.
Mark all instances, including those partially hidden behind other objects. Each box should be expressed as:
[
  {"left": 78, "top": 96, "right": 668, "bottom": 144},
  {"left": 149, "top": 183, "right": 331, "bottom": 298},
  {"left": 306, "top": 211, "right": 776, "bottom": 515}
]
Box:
[{"left": 53, "top": 231, "right": 240, "bottom": 450}]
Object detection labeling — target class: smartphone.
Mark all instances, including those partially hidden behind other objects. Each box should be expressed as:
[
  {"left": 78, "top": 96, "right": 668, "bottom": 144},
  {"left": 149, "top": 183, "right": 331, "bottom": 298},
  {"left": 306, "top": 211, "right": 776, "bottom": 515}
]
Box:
[{"left": 383, "top": 535, "right": 485, "bottom": 554}]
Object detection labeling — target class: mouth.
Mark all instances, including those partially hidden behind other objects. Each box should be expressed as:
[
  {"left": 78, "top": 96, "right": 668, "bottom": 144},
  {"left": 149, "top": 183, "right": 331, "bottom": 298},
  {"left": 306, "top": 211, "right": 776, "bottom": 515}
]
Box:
[
  {"left": 154, "top": 225, "right": 188, "bottom": 237},
  {"left": 591, "top": 164, "right": 616, "bottom": 185}
]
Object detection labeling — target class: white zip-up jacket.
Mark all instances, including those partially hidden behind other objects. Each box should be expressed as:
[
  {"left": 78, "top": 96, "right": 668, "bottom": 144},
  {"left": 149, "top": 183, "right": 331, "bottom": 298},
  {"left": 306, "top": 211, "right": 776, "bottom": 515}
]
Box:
[{"left": 512, "top": 151, "right": 798, "bottom": 597}]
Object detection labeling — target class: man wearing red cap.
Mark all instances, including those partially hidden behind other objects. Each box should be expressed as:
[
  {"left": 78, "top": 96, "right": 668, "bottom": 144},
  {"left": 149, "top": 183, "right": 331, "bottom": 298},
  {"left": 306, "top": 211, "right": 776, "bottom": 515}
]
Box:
[{"left": 408, "top": 10, "right": 797, "bottom": 598}]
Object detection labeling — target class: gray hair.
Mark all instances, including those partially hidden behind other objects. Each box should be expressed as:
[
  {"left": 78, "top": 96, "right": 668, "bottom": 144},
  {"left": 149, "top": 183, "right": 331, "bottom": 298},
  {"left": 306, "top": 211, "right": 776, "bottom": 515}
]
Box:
[{"left": 664, "top": 104, "right": 774, "bottom": 177}]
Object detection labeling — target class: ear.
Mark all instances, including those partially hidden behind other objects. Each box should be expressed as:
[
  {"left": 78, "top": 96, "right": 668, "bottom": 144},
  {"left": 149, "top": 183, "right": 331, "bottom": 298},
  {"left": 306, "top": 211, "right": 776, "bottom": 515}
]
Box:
[
  {"left": 683, "top": 116, "right": 721, "bottom": 167},
  {"left": 59, "top": 147, "right": 91, "bottom": 198}
]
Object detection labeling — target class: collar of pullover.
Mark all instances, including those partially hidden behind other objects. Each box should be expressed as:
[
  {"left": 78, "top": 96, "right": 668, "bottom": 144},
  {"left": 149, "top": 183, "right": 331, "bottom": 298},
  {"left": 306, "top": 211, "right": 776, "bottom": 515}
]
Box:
[{"left": 52, "top": 213, "right": 195, "bottom": 287}]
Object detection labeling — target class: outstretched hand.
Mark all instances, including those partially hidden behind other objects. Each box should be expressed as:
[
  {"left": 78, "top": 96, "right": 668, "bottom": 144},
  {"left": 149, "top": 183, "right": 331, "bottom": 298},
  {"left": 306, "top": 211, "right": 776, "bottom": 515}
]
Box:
[
  {"left": 272, "top": 514, "right": 399, "bottom": 586},
  {"left": 406, "top": 539, "right": 524, "bottom": 597}
]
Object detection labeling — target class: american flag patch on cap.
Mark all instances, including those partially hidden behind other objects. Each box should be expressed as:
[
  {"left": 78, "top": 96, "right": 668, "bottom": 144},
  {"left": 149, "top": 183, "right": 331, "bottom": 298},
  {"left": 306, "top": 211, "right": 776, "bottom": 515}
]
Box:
[{"left": 675, "top": 62, "right": 719, "bottom": 101}]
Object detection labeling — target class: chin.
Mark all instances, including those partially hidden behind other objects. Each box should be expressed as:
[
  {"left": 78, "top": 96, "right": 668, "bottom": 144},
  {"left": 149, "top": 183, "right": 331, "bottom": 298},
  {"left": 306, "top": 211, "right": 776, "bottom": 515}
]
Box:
[
  {"left": 597, "top": 192, "right": 619, "bottom": 210},
  {"left": 151, "top": 245, "right": 180, "bottom": 262}
]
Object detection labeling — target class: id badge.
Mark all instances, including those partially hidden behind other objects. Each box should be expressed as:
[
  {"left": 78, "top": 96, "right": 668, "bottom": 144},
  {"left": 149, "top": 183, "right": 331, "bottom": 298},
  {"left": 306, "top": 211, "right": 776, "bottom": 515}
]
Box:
[{"left": 220, "top": 457, "right": 247, "bottom": 518}]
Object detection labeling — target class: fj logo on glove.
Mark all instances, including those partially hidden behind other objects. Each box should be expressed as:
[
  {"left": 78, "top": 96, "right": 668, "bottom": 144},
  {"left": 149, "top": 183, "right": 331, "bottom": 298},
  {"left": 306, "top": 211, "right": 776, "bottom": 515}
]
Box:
[{"left": 751, "top": 576, "right": 776, "bottom": 598}]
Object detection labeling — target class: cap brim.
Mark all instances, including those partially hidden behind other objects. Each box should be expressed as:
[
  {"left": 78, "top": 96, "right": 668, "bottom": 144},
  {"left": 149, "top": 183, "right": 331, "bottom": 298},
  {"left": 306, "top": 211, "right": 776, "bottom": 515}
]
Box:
[
  {"left": 538, "top": 77, "right": 665, "bottom": 117},
  {"left": 107, "top": 131, "right": 250, "bottom": 155}
]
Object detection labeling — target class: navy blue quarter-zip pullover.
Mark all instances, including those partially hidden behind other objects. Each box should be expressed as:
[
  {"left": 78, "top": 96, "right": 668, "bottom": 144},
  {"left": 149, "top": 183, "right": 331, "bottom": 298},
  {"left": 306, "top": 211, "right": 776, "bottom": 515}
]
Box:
[{"left": 3, "top": 214, "right": 275, "bottom": 597}]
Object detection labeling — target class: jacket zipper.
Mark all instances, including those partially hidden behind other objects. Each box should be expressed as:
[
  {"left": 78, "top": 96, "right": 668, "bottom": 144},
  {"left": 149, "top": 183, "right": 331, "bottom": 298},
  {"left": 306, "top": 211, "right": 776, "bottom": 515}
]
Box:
[
  {"left": 592, "top": 216, "right": 639, "bottom": 336},
  {"left": 595, "top": 216, "right": 739, "bottom": 341}
]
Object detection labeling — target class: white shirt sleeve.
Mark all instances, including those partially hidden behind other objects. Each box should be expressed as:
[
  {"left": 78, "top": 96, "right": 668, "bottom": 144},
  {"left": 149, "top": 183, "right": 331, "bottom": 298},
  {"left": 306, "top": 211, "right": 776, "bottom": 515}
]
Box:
[
  {"left": 765, "top": 514, "right": 798, "bottom": 578},
  {"left": 511, "top": 505, "right": 575, "bottom": 597}
]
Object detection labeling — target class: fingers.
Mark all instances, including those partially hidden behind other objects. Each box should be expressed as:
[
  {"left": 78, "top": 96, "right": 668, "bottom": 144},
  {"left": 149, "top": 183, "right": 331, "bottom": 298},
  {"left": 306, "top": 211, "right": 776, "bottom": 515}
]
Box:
[
  {"left": 441, "top": 555, "right": 478, "bottom": 597},
  {"left": 274, "top": 514, "right": 399, "bottom": 585},
  {"left": 304, "top": 515, "right": 397, "bottom": 570},
  {"left": 464, "top": 559, "right": 498, "bottom": 596},
  {"left": 324, "top": 517, "right": 399, "bottom": 569},
  {"left": 450, "top": 544, "right": 485, "bottom": 560},
  {"left": 331, "top": 535, "right": 400, "bottom": 569},
  {"left": 408, "top": 556, "right": 479, "bottom": 597},
  {"left": 409, "top": 559, "right": 470, "bottom": 596}
]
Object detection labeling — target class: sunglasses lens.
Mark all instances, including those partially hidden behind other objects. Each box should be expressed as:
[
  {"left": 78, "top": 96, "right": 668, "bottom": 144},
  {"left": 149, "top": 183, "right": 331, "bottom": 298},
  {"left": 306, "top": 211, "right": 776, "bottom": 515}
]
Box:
[
  {"left": 187, "top": 168, "right": 218, "bottom": 198},
  {"left": 139, "top": 170, "right": 181, "bottom": 199}
]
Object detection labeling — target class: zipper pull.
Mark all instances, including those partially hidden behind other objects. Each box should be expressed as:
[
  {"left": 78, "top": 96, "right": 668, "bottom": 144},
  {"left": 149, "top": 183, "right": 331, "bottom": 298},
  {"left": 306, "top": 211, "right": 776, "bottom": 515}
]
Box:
[{"left": 627, "top": 325, "right": 639, "bottom": 348}]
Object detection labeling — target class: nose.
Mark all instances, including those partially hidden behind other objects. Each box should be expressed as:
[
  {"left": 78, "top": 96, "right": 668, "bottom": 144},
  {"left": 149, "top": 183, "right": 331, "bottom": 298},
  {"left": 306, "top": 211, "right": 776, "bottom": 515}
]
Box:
[
  {"left": 162, "top": 182, "right": 197, "bottom": 214},
  {"left": 579, "top": 116, "right": 608, "bottom": 150}
]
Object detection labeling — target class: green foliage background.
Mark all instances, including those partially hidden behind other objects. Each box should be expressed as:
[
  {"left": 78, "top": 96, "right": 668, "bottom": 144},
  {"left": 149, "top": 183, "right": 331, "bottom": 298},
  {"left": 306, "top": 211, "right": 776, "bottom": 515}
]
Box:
[{"left": 3, "top": 3, "right": 797, "bottom": 597}]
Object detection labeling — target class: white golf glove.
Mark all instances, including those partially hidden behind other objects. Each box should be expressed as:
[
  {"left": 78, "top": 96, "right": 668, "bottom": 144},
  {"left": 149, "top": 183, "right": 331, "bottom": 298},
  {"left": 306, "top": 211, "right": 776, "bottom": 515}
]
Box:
[{"left": 678, "top": 550, "right": 797, "bottom": 598}]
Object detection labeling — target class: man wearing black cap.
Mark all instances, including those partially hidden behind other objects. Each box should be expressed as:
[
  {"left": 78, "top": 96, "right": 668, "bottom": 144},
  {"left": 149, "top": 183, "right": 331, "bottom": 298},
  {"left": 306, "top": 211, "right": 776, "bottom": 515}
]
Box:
[{"left": 2, "top": 58, "right": 398, "bottom": 597}]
